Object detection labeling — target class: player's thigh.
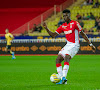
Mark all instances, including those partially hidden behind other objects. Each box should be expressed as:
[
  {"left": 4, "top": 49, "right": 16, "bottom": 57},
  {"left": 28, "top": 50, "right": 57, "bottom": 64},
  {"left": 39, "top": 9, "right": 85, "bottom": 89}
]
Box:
[
  {"left": 70, "top": 46, "right": 79, "bottom": 58},
  {"left": 5, "top": 46, "right": 8, "bottom": 52},
  {"left": 56, "top": 55, "right": 64, "bottom": 64},
  {"left": 58, "top": 44, "right": 73, "bottom": 58},
  {"left": 8, "top": 45, "right": 11, "bottom": 50},
  {"left": 64, "top": 54, "right": 71, "bottom": 62},
  {"left": 60, "top": 45, "right": 79, "bottom": 59},
  {"left": 6, "top": 45, "right": 11, "bottom": 52}
]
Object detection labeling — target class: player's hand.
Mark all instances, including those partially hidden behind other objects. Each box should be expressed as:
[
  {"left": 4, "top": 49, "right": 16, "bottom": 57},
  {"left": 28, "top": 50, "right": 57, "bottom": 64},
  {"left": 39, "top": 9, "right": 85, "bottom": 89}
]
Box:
[
  {"left": 43, "top": 22, "right": 47, "bottom": 29},
  {"left": 90, "top": 44, "right": 96, "bottom": 53},
  {"left": 10, "top": 41, "right": 12, "bottom": 43}
]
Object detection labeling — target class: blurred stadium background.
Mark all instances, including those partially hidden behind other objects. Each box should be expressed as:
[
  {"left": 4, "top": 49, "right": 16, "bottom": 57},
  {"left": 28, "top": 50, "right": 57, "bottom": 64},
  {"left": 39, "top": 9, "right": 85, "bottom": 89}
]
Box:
[
  {"left": 0, "top": 0, "right": 100, "bottom": 54},
  {"left": 0, "top": 0, "right": 100, "bottom": 89}
]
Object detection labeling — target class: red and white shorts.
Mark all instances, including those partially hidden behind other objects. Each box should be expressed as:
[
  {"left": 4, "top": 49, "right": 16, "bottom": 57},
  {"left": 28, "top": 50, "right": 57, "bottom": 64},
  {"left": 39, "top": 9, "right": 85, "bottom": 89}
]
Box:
[{"left": 58, "top": 44, "right": 80, "bottom": 58}]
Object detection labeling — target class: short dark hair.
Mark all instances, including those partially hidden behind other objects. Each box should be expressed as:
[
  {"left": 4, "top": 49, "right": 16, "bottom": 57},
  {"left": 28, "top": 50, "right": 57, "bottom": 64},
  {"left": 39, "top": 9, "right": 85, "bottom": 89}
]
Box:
[{"left": 63, "top": 9, "right": 70, "bottom": 13}]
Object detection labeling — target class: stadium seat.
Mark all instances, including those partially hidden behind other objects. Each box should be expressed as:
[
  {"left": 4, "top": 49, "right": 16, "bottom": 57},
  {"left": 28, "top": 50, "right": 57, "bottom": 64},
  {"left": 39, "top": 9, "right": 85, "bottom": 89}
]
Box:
[{"left": 37, "top": 0, "right": 100, "bottom": 35}]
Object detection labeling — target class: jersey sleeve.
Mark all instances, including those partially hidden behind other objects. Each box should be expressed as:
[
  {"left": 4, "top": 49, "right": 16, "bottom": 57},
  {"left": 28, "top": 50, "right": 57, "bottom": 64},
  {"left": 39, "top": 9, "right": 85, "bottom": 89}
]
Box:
[
  {"left": 75, "top": 21, "right": 82, "bottom": 33},
  {"left": 9, "top": 33, "right": 14, "bottom": 38},
  {"left": 55, "top": 25, "right": 63, "bottom": 34}
]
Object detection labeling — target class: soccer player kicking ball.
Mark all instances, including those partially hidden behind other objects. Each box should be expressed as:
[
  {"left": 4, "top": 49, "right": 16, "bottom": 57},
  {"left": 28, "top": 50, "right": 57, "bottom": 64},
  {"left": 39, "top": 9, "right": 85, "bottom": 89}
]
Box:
[
  {"left": 1, "top": 29, "right": 16, "bottom": 59},
  {"left": 43, "top": 9, "right": 96, "bottom": 84}
]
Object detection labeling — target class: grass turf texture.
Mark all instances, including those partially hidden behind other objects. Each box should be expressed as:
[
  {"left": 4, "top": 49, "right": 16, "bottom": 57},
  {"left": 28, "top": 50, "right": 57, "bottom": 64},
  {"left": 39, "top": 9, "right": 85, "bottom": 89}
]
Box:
[{"left": 0, "top": 55, "right": 100, "bottom": 90}]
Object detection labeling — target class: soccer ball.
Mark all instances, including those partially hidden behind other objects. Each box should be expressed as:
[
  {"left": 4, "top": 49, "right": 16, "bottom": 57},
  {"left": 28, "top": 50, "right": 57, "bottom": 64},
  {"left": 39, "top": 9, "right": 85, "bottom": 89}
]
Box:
[{"left": 50, "top": 73, "right": 60, "bottom": 83}]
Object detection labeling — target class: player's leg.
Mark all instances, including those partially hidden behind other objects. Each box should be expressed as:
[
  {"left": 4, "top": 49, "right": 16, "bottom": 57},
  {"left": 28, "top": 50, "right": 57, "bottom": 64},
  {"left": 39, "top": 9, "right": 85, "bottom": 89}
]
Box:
[
  {"left": 5, "top": 46, "right": 11, "bottom": 54},
  {"left": 62, "top": 45, "right": 80, "bottom": 84},
  {"left": 61, "top": 54, "right": 71, "bottom": 84},
  {"left": 56, "top": 55, "right": 64, "bottom": 78},
  {"left": 5, "top": 45, "right": 11, "bottom": 54},
  {"left": 11, "top": 50, "right": 16, "bottom": 59},
  {"left": 8, "top": 45, "right": 15, "bottom": 59},
  {"left": 56, "top": 55, "right": 71, "bottom": 85},
  {"left": 5, "top": 46, "right": 8, "bottom": 52},
  {"left": 7, "top": 49, "right": 13, "bottom": 55},
  {"left": 7, "top": 45, "right": 12, "bottom": 55},
  {"left": 10, "top": 49, "right": 16, "bottom": 59},
  {"left": 5, "top": 45, "right": 16, "bottom": 59},
  {"left": 5, "top": 46, "right": 12, "bottom": 55},
  {"left": 62, "top": 54, "right": 71, "bottom": 79},
  {"left": 57, "top": 44, "right": 80, "bottom": 84},
  {"left": 56, "top": 55, "right": 65, "bottom": 85}
]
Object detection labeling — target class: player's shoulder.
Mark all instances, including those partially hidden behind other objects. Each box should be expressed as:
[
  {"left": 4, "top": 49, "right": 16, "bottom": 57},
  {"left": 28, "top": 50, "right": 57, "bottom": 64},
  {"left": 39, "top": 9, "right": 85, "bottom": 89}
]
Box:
[
  {"left": 8, "top": 33, "right": 13, "bottom": 36},
  {"left": 8, "top": 33, "right": 11, "bottom": 35},
  {"left": 58, "top": 22, "right": 66, "bottom": 29},
  {"left": 71, "top": 20, "right": 79, "bottom": 24},
  {"left": 5, "top": 33, "right": 8, "bottom": 36},
  {"left": 61, "top": 22, "right": 66, "bottom": 26},
  {"left": 61, "top": 22, "right": 68, "bottom": 27}
]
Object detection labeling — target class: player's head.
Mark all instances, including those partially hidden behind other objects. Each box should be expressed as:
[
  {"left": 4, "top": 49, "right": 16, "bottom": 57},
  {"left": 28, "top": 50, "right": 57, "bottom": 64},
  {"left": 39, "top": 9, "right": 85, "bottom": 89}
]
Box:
[
  {"left": 63, "top": 9, "right": 71, "bottom": 22},
  {"left": 5, "top": 28, "right": 9, "bottom": 34}
]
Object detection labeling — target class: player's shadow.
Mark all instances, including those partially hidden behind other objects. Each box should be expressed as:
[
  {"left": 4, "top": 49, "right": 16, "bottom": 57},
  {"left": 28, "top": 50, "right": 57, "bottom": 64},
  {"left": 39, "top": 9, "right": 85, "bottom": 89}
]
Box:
[{"left": 26, "top": 84, "right": 59, "bottom": 89}]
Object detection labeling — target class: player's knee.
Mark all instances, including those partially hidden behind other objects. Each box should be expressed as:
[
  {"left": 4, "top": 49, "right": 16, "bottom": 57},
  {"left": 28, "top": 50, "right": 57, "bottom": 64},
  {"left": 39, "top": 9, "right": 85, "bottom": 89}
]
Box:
[
  {"left": 7, "top": 49, "right": 10, "bottom": 53},
  {"left": 56, "top": 59, "right": 60, "bottom": 64},
  {"left": 5, "top": 48, "right": 7, "bottom": 52},
  {"left": 56, "top": 55, "right": 64, "bottom": 64},
  {"left": 65, "top": 55, "right": 71, "bottom": 62}
]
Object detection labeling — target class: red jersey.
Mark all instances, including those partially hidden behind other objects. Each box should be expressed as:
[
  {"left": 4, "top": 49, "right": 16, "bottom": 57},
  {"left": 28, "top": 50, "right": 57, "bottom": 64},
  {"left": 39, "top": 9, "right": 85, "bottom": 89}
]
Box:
[{"left": 55, "top": 20, "right": 82, "bottom": 45}]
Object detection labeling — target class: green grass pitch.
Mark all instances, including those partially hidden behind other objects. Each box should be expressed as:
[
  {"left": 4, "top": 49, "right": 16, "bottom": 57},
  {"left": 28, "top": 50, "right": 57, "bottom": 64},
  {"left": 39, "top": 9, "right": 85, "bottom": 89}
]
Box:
[{"left": 0, "top": 55, "right": 100, "bottom": 90}]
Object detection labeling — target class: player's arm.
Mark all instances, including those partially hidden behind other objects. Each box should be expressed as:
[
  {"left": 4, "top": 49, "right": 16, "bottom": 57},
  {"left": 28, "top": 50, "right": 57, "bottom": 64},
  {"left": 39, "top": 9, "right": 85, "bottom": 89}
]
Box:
[
  {"left": 80, "top": 30, "right": 96, "bottom": 52},
  {"left": 10, "top": 34, "right": 14, "bottom": 40},
  {"left": 43, "top": 22, "right": 58, "bottom": 38}
]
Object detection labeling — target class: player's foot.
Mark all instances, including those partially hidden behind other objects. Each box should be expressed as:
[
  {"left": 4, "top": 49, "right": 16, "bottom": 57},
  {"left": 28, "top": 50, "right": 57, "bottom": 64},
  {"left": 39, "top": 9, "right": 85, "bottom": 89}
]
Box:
[
  {"left": 64, "top": 81, "right": 67, "bottom": 84},
  {"left": 56, "top": 80, "right": 63, "bottom": 85},
  {"left": 62, "top": 77, "right": 67, "bottom": 84},
  {"left": 12, "top": 56, "right": 16, "bottom": 59},
  {"left": 56, "top": 77, "right": 67, "bottom": 85},
  {"left": 12, "top": 52, "right": 16, "bottom": 59},
  {"left": 12, "top": 52, "right": 15, "bottom": 56}
]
